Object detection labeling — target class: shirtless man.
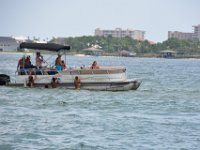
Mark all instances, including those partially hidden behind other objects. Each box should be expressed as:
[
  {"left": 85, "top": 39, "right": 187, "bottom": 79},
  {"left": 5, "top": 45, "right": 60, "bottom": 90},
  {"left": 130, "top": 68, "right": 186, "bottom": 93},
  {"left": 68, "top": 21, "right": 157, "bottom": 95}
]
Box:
[
  {"left": 51, "top": 77, "right": 59, "bottom": 88},
  {"left": 74, "top": 76, "right": 81, "bottom": 90},
  {"left": 17, "top": 56, "right": 25, "bottom": 70},
  {"left": 27, "top": 71, "right": 37, "bottom": 87}
]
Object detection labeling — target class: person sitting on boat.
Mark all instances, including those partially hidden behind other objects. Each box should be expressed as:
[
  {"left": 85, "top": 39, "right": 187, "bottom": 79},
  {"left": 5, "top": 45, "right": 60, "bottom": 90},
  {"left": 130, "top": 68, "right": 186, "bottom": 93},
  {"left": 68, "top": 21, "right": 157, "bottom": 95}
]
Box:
[
  {"left": 17, "top": 56, "right": 26, "bottom": 70},
  {"left": 51, "top": 77, "right": 59, "bottom": 88},
  {"left": 36, "top": 52, "right": 44, "bottom": 69},
  {"left": 25, "top": 55, "right": 34, "bottom": 69},
  {"left": 55, "top": 54, "right": 63, "bottom": 71},
  {"left": 27, "top": 70, "right": 37, "bottom": 87},
  {"left": 74, "top": 76, "right": 81, "bottom": 90},
  {"left": 61, "top": 60, "right": 67, "bottom": 70},
  {"left": 90, "top": 61, "right": 100, "bottom": 69}
]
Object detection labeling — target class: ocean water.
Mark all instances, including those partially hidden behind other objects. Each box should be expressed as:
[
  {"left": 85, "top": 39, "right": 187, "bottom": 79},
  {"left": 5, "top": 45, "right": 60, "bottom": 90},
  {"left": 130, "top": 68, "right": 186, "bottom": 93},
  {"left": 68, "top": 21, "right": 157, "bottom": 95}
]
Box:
[{"left": 0, "top": 53, "right": 200, "bottom": 150}]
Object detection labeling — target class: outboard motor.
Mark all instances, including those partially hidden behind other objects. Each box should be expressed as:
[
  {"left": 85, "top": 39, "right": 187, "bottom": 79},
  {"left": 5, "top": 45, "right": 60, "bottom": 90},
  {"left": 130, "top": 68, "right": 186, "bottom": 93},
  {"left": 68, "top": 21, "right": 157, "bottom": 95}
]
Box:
[{"left": 0, "top": 74, "right": 10, "bottom": 85}]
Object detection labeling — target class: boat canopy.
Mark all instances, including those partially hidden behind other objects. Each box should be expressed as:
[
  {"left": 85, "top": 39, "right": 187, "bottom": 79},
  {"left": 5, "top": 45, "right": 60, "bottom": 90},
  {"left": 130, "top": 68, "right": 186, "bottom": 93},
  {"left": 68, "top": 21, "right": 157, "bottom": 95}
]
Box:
[{"left": 20, "top": 42, "right": 70, "bottom": 51}]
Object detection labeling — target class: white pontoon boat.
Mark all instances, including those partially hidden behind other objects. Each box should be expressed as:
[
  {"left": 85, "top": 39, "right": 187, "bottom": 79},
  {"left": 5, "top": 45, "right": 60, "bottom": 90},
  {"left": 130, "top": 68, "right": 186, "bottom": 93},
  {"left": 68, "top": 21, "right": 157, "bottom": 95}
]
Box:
[{"left": 0, "top": 42, "right": 141, "bottom": 91}]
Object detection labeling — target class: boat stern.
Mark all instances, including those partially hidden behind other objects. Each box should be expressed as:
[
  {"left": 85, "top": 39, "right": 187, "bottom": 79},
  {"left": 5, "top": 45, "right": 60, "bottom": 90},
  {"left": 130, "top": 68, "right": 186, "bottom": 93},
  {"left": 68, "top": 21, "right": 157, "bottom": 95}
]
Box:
[{"left": 0, "top": 74, "right": 10, "bottom": 86}]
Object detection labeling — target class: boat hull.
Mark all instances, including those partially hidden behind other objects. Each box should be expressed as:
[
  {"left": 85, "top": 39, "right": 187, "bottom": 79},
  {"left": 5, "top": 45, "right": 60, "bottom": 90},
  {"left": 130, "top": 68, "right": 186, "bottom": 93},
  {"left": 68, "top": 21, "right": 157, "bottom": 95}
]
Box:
[{"left": 7, "top": 79, "right": 141, "bottom": 91}]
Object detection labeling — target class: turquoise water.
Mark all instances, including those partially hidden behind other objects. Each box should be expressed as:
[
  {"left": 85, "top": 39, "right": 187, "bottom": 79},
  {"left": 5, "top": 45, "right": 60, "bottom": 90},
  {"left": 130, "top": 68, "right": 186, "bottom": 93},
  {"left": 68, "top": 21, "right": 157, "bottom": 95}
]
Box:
[{"left": 1, "top": 53, "right": 200, "bottom": 150}]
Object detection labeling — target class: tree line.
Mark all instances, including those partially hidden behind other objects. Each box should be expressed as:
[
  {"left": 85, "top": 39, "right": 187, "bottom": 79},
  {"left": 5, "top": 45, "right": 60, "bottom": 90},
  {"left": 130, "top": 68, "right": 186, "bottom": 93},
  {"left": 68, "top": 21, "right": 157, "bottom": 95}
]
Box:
[{"left": 50, "top": 36, "right": 200, "bottom": 55}]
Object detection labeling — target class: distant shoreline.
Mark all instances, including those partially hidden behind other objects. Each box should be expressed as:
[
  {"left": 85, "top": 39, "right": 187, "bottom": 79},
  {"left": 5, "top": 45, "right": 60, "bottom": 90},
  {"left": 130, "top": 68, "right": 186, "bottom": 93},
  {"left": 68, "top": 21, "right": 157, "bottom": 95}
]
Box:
[{"left": 1, "top": 51, "right": 200, "bottom": 59}]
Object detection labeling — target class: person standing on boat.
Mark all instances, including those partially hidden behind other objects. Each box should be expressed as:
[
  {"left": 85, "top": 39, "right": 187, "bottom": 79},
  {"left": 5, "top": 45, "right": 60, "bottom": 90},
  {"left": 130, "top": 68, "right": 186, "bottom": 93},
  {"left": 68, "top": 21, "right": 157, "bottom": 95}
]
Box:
[
  {"left": 17, "top": 56, "right": 26, "bottom": 70},
  {"left": 55, "top": 54, "right": 63, "bottom": 71},
  {"left": 36, "top": 52, "right": 44, "bottom": 69}
]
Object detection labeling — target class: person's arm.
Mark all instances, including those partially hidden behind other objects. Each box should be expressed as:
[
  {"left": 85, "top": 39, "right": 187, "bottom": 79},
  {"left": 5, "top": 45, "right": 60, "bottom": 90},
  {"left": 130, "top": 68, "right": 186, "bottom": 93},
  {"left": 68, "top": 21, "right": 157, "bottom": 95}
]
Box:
[
  {"left": 55, "top": 58, "right": 58, "bottom": 65},
  {"left": 40, "top": 56, "right": 44, "bottom": 62},
  {"left": 17, "top": 63, "right": 19, "bottom": 70},
  {"left": 17, "top": 61, "right": 20, "bottom": 70}
]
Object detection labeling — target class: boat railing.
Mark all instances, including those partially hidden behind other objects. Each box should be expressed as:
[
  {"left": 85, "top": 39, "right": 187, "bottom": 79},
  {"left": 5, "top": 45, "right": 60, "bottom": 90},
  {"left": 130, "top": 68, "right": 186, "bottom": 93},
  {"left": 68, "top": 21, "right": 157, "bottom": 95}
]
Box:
[
  {"left": 16, "top": 68, "right": 58, "bottom": 76},
  {"left": 17, "top": 66, "right": 126, "bottom": 77},
  {"left": 65, "top": 66, "right": 126, "bottom": 75}
]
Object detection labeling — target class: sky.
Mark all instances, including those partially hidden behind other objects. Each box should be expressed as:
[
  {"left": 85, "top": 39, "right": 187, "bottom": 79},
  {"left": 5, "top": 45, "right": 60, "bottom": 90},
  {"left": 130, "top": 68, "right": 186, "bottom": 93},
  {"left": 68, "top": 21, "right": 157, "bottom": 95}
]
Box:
[{"left": 0, "top": 0, "right": 200, "bottom": 42}]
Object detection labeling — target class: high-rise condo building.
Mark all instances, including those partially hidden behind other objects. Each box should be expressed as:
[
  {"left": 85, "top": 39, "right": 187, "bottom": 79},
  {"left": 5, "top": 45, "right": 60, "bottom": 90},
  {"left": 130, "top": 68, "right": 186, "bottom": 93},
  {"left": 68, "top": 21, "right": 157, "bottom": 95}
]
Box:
[
  {"left": 168, "top": 24, "right": 200, "bottom": 40},
  {"left": 168, "top": 31, "right": 193, "bottom": 40},
  {"left": 95, "top": 28, "right": 145, "bottom": 41},
  {"left": 193, "top": 24, "right": 200, "bottom": 39}
]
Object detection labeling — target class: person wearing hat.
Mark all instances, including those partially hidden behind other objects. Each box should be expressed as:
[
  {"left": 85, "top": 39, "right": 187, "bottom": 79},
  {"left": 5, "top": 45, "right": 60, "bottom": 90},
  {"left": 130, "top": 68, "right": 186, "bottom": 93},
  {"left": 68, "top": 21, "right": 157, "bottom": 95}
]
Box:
[
  {"left": 25, "top": 55, "right": 33, "bottom": 68},
  {"left": 55, "top": 54, "right": 63, "bottom": 71}
]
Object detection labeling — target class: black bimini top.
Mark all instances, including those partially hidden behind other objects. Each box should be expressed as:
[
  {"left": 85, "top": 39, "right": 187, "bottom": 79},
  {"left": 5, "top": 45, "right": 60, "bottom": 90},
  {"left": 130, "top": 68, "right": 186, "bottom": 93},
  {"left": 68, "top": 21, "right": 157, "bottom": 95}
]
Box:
[{"left": 20, "top": 42, "right": 70, "bottom": 52}]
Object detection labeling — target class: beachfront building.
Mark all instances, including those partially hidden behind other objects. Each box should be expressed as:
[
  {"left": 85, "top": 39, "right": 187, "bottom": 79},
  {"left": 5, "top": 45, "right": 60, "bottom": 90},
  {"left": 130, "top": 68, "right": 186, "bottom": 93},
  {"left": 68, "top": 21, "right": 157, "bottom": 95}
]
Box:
[
  {"left": 95, "top": 28, "right": 145, "bottom": 41},
  {"left": 193, "top": 24, "right": 200, "bottom": 39},
  {"left": 168, "top": 24, "right": 200, "bottom": 40},
  {"left": 0, "top": 36, "right": 19, "bottom": 52},
  {"left": 168, "top": 31, "right": 193, "bottom": 40}
]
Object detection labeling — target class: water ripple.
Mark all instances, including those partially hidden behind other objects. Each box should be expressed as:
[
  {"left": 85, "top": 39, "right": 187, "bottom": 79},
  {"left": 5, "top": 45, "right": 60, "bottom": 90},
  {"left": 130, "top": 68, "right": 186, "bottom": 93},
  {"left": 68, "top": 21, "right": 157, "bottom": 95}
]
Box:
[{"left": 1, "top": 55, "right": 200, "bottom": 149}]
